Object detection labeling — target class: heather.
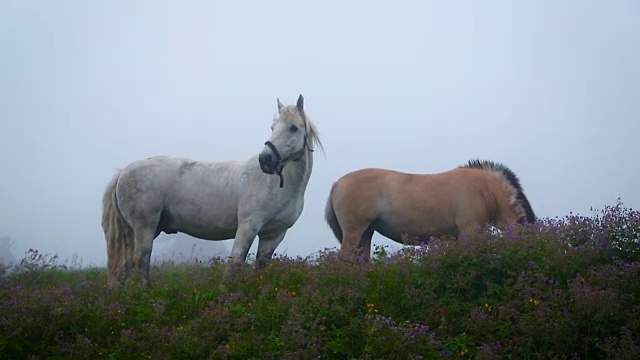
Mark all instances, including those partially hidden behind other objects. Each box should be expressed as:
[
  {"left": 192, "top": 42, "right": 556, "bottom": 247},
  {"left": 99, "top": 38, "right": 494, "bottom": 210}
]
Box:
[{"left": 1, "top": 203, "right": 639, "bottom": 359}]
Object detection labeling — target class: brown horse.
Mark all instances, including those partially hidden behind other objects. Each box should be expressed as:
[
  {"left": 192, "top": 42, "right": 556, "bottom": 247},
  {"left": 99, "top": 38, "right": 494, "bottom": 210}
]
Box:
[{"left": 325, "top": 160, "right": 536, "bottom": 259}]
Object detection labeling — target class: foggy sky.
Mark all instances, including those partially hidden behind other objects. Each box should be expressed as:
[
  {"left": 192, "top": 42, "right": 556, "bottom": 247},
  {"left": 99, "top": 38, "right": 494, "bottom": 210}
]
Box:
[{"left": 1, "top": 1, "right": 639, "bottom": 266}]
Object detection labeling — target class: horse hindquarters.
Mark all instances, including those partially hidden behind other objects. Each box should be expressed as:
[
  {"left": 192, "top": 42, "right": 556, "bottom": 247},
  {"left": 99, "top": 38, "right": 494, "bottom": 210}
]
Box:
[
  {"left": 325, "top": 177, "right": 377, "bottom": 259},
  {"left": 103, "top": 170, "right": 161, "bottom": 287}
]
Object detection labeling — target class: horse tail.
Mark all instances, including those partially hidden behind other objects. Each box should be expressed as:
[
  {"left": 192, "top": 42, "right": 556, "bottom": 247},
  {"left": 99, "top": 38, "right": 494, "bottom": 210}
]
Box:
[
  {"left": 324, "top": 182, "right": 343, "bottom": 243},
  {"left": 102, "top": 171, "right": 134, "bottom": 287},
  {"left": 462, "top": 160, "right": 537, "bottom": 223}
]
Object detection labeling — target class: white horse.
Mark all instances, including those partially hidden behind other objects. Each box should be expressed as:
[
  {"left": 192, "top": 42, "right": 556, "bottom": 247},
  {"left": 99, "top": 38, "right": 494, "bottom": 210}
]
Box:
[{"left": 102, "top": 95, "right": 322, "bottom": 287}]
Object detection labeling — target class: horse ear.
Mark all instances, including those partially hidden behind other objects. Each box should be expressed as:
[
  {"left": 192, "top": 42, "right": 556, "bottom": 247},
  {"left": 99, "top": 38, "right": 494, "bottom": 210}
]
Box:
[
  {"left": 277, "top": 98, "right": 284, "bottom": 112},
  {"left": 296, "top": 94, "right": 304, "bottom": 112}
]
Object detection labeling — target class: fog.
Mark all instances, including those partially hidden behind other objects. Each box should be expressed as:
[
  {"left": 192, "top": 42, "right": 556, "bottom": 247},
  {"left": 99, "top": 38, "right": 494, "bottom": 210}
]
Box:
[{"left": 1, "top": 1, "right": 638, "bottom": 266}]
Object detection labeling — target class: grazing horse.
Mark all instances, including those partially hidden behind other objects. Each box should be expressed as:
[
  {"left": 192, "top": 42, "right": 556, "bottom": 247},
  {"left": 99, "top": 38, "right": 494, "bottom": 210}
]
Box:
[
  {"left": 325, "top": 160, "right": 535, "bottom": 260},
  {"left": 102, "top": 95, "right": 322, "bottom": 287}
]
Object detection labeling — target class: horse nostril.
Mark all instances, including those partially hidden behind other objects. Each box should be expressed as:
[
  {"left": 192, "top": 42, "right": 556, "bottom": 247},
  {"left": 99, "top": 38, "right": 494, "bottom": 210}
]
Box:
[{"left": 259, "top": 153, "right": 272, "bottom": 166}]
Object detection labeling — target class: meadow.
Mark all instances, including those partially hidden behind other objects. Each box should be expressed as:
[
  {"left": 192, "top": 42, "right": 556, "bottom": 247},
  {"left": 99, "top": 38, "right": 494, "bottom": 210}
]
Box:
[{"left": 1, "top": 202, "right": 639, "bottom": 359}]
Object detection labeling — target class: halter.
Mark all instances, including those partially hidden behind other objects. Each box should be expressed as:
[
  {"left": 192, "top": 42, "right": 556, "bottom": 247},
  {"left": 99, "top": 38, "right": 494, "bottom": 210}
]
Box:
[{"left": 264, "top": 114, "right": 314, "bottom": 188}]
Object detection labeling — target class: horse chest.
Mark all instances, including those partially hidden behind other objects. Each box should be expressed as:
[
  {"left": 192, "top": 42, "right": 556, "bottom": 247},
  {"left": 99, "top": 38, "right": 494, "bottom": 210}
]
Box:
[{"left": 263, "top": 198, "right": 304, "bottom": 231}]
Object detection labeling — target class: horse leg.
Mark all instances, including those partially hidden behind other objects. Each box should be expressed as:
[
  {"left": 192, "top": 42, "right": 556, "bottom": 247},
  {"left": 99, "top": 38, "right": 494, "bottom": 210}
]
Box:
[
  {"left": 358, "top": 228, "right": 374, "bottom": 261},
  {"left": 226, "top": 220, "right": 260, "bottom": 275},
  {"left": 132, "top": 226, "right": 156, "bottom": 286},
  {"left": 124, "top": 232, "right": 134, "bottom": 275},
  {"left": 255, "top": 230, "right": 287, "bottom": 268},
  {"left": 340, "top": 223, "right": 372, "bottom": 260}
]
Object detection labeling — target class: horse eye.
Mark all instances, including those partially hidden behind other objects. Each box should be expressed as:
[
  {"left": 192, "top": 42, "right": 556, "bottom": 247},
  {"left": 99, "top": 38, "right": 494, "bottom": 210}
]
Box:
[{"left": 289, "top": 125, "right": 299, "bottom": 132}]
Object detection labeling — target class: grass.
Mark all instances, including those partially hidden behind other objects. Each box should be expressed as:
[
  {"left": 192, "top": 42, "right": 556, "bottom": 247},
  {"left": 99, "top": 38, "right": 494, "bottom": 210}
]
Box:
[{"left": 1, "top": 202, "right": 639, "bottom": 359}]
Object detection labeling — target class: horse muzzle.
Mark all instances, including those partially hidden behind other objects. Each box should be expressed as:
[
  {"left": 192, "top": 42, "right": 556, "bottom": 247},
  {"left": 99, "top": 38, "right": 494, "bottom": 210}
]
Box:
[
  {"left": 258, "top": 151, "right": 278, "bottom": 174},
  {"left": 258, "top": 151, "right": 282, "bottom": 175},
  {"left": 260, "top": 140, "right": 288, "bottom": 175}
]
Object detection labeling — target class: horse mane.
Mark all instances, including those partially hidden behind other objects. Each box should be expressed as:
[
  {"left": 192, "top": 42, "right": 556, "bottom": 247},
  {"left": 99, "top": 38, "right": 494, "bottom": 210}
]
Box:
[
  {"left": 460, "top": 159, "right": 536, "bottom": 223},
  {"left": 280, "top": 105, "right": 324, "bottom": 155}
]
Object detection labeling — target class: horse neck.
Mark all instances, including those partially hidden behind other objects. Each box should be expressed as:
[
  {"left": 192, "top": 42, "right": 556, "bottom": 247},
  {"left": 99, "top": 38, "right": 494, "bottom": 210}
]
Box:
[{"left": 284, "top": 149, "right": 313, "bottom": 191}]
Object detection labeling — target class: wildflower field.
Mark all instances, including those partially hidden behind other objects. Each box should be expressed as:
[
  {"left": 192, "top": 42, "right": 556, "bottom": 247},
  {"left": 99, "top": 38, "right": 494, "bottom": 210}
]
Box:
[{"left": 1, "top": 203, "right": 639, "bottom": 359}]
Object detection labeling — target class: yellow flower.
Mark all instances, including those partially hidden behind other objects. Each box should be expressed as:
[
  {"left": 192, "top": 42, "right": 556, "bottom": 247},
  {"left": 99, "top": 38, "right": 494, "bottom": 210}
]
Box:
[{"left": 529, "top": 298, "right": 541, "bottom": 306}]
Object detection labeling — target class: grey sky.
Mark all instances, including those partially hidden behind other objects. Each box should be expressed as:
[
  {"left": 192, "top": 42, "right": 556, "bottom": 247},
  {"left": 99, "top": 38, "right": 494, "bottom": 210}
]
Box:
[{"left": 1, "top": 1, "right": 638, "bottom": 266}]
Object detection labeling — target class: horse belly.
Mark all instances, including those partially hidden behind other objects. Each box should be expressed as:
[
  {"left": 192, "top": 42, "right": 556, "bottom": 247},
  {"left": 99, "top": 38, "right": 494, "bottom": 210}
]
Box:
[
  {"left": 375, "top": 213, "right": 458, "bottom": 244},
  {"left": 166, "top": 205, "right": 239, "bottom": 241},
  {"left": 178, "top": 225, "right": 237, "bottom": 241}
]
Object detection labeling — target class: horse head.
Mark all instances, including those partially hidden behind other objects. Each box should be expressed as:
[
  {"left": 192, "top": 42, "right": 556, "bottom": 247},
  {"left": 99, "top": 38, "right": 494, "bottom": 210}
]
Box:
[{"left": 259, "top": 94, "right": 314, "bottom": 187}]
